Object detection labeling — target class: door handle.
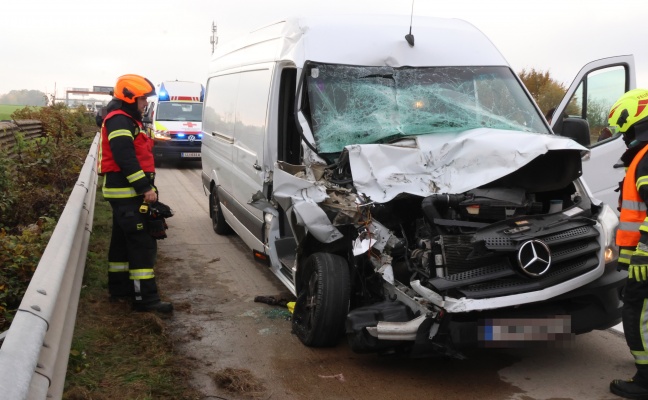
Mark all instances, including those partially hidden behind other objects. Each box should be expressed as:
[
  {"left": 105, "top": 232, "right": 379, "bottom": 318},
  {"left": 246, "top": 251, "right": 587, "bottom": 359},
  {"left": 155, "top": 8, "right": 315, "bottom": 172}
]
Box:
[
  {"left": 613, "top": 161, "right": 625, "bottom": 169},
  {"left": 253, "top": 162, "right": 262, "bottom": 171}
]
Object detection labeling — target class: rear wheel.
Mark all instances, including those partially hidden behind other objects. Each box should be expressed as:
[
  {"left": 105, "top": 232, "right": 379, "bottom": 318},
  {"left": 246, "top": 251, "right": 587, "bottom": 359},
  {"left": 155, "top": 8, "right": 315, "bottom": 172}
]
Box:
[
  {"left": 210, "top": 187, "right": 231, "bottom": 235},
  {"left": 292, "top": 252, "right": 350, "bottom": 347}
]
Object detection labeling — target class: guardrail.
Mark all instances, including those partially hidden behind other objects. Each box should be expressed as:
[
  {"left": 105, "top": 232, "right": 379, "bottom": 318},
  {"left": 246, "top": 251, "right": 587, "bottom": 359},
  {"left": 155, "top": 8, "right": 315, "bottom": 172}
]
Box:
[
  {"left": 0, "top": 120, "right": 44, "bottom": 150},
  {"left": 0, "top": 133, "right": 99, "bottom": 400}
]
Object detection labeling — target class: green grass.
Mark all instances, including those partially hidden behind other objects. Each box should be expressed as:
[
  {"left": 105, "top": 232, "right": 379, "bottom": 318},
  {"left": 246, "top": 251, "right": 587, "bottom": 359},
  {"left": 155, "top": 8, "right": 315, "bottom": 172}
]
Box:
[
  {"left": 63, "top": 196, "right": 201, "bottom": 400},
  {"left": 0, "top": 104, "right": 32, "bottom": 120}
]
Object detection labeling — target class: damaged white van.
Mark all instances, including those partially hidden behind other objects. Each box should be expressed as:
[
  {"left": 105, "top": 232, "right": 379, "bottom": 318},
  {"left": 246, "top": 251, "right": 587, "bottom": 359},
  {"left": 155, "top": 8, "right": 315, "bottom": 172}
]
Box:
[{"left": 201, "top": 15, "right": 626, "bottom": 355}]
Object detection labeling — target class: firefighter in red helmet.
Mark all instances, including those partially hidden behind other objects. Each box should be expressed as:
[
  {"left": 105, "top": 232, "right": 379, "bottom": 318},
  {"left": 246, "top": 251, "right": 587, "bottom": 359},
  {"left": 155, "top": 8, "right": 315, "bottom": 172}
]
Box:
[{"left": 97, "top": 74, "right": 173, "bottom": 314}]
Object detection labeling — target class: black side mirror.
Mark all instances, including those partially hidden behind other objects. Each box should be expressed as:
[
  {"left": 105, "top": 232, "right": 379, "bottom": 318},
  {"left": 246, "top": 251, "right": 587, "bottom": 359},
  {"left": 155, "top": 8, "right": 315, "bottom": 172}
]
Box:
[
  {"left": 142, "top": 115, "right": 152, "bottom": 124},
  {"left": 561, "top": 117, "right": 591, "bottom": 148}
]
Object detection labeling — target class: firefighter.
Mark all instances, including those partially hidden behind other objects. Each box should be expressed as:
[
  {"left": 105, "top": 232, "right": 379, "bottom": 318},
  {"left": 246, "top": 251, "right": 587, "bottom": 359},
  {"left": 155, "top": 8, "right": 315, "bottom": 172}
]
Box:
[
  {"left": 610, "top": 88, "right": 648, "bottom": 399},
  {"left": 97, "top": 74, "right": 173, "bottom": 314}
]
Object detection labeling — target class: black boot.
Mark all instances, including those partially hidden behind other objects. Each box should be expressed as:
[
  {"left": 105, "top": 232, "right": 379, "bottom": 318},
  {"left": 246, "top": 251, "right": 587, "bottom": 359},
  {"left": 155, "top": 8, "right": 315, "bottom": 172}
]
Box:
[
  {"left": 610, "top": 379, "right": 648, "bottom": 399},
  {"left": 134, "top": 301, "right": 173, "bottom": 314}
]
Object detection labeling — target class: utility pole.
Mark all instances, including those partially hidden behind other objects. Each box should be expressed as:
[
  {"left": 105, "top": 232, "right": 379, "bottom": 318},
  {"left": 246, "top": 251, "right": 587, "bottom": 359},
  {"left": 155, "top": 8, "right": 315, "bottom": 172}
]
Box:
[{"left": 210, "top": 21, "right": 218, "bottom": 54}]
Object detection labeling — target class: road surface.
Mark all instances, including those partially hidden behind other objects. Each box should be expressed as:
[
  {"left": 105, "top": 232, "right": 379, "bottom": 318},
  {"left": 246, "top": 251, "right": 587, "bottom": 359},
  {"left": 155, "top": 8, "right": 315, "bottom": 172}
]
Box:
[{"left": 154, "top": 162, "right": 632, "bottom": 400}]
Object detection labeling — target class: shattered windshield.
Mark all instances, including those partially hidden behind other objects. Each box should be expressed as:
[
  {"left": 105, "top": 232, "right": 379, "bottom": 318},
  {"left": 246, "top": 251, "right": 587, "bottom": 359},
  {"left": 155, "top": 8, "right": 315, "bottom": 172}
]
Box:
[{"left": 305, "top": 63, "right": 549, "bottom": 154}]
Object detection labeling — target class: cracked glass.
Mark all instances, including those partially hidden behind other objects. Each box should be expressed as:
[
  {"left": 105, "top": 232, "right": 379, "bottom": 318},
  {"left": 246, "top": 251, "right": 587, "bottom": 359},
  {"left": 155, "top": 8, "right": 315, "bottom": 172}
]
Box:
[{"left": 306, "top": 64, "right": 549, "bottom": 154}]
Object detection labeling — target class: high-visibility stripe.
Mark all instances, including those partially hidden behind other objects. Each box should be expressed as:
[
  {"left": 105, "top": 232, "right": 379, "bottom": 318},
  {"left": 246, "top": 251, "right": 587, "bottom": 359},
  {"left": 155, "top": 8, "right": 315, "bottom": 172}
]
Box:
[
  {"left": 619, "top": 221, "right": 642, "bottom": 231},
  {"left": 108, "top": 129, "right": 134, "bottom": 141},
  {"left": 622, "top": 199, "right": 647, "bottom": 211},
  {"left": 130, "top": 269, "right": 155, "bottom": 280},
  {"left": 102, "top": 186, "right": 138, "bottom": 198},
  {"left": 126, "top": 170, "right": 145, "bottom": 183},
  {"left": 108, "top": 262, "right": 129, "bottom": 272},
  {"left": 639, "top": 299, "right": 648, "bottom": 364},
  {"left": 620, "top": 248, "right": 634, "bottom": 265},
  {"left": 638, "top": 175, "right": 648, "bottom": 190}
]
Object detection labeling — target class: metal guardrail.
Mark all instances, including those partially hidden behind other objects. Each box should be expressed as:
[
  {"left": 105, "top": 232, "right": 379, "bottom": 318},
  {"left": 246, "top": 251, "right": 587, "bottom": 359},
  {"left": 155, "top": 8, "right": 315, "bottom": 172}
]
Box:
[
  {"left": 0, "top": 120, "right": 44, "bottom": 150},
  {"left": 0, "top": 133, "right": 99, "bottom": 400}
]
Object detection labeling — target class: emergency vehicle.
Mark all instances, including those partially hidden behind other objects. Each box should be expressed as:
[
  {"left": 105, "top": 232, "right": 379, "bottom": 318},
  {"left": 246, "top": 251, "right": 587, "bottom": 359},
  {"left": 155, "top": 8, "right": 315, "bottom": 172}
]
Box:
[{"left": 144, "top": 80, "right": 204, "bottom": 167}]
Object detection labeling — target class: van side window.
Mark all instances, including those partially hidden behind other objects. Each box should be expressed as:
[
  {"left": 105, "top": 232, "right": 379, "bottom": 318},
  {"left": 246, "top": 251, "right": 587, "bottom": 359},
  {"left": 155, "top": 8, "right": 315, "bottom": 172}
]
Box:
[
  {"left": 204, "top": 74, "right": 240, "bottom": 137},
  {"left": 278, "top": 68, "right": 299, "bottom": 164}
]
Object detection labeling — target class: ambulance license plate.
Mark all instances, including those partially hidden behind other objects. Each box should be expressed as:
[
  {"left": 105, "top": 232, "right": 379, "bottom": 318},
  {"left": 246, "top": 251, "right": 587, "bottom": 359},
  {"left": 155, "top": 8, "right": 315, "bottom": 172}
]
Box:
[{"left": 181, "top": 152, "right": 201, "bottom": 158}]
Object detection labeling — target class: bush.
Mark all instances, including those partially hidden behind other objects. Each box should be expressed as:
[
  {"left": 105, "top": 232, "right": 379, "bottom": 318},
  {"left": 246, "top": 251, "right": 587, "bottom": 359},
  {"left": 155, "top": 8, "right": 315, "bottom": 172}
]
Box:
[{"left": 0, "top": 105, "right": 96, "bottom": 332}]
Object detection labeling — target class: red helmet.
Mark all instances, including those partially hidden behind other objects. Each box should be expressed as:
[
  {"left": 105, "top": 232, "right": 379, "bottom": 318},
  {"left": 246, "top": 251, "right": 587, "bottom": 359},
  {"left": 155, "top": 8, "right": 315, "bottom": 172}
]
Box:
[{"left": 113, "top": 74, "right": 156, "bottom": 104}]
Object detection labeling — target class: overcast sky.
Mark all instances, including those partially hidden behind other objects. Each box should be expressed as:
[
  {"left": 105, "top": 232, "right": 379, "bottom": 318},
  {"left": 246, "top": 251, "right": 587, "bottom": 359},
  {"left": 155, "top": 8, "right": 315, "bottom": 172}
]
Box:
[{"left": 3, "top": 0, "right": 647, "bottom": 101}]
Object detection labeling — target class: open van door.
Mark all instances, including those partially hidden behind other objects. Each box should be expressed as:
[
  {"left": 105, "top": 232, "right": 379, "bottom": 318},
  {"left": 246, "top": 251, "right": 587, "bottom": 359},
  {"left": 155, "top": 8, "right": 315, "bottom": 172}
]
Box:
[{"left": 550, "top": 55, "right": 636, "bottom": 212}]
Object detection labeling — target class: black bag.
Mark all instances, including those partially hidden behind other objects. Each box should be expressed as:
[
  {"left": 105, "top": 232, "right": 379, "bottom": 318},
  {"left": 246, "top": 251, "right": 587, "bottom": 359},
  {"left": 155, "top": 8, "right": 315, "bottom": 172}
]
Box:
[{"left": 147, "top": 201, "right": 174, "bottom": 239}]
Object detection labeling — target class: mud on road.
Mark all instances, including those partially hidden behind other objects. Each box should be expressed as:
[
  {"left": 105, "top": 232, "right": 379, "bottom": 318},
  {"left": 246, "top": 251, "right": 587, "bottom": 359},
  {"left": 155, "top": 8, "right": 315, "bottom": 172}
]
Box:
[{"left": 153, "top": 164, "right": 633, "bottom": 400}]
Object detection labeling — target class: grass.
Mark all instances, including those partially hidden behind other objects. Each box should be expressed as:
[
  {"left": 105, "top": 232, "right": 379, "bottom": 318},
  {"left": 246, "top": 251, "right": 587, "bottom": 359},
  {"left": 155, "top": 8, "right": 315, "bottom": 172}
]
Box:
[
  {"left": 63, "top": 195, "right": 202, "bottom": 400},
  {"left": 0, "top": 104, "right": 32, "bottom": 120}
]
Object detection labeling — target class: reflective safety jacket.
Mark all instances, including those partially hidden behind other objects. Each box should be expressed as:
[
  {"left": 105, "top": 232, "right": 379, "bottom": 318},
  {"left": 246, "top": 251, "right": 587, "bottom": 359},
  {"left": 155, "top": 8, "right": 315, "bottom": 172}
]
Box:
[
  {"left": 98, "top": 109, "right": 155, "bottom": 200},
  {"left": 617, "top": 145, "right": 648, "bottom": 250}
]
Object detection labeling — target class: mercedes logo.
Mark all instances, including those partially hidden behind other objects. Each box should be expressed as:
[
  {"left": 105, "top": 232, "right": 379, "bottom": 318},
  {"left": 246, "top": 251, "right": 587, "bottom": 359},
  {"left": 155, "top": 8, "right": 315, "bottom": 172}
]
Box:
[
  {"left": 517, "top": 239, "right": 551, "bottom": 277},
  {"left": 188, "top": 135, "right": 196, "bottom": 142}
]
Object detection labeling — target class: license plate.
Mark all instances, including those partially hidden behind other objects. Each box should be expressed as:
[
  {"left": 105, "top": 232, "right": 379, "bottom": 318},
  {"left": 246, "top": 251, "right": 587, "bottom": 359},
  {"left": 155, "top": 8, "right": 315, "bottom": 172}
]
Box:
[
  {"left": 181, "top": 152, "right": 201, "bottom": 158},
  {"left": 479, "top": 316, "right": 573, "bottom": 347}
]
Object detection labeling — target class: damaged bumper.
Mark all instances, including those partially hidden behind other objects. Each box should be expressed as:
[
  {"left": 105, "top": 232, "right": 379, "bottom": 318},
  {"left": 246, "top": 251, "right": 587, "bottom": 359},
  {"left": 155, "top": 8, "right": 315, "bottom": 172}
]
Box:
[{"left": 346, "top": 261, "right": 625, "bottom": 354}]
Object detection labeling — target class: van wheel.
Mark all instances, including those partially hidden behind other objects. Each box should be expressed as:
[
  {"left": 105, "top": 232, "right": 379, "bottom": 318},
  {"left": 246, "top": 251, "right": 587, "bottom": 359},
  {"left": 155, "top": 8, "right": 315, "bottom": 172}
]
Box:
[
  {"left": 292, "top": 252, "right": 350, "bottom": 347},
  {"left": 210, "top": 188, "right": 231, "bottom": 235}
]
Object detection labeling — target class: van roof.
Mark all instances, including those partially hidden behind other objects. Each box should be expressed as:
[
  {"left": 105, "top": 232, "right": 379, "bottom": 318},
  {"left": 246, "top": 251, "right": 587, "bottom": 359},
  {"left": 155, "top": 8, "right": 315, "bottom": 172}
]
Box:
[{"left": 210, "top": 14, "right": 509, "bottom": 73}]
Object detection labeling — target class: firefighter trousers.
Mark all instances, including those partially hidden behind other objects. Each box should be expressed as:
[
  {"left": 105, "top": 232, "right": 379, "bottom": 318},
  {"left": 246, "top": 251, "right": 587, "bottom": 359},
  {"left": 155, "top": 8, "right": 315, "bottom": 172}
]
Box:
[
  {"left": 108, "top": 199, "right": 161, "bottom": 305},
  {"left": 622, "top": 276, "right": 648, "bottom": 384}
]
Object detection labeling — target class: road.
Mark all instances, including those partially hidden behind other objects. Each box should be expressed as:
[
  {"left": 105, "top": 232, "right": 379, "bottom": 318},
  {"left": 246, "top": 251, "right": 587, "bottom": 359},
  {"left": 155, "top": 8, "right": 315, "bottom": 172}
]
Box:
[{"left": 154, "top": 162, "right": 633, "bottom": 400}]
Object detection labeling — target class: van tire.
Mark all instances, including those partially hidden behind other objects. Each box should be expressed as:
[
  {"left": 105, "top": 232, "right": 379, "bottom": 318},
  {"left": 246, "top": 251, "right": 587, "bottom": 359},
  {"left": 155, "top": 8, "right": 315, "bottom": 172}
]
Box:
[
  {"left": 210, "top": 187, "right": 231, "bottom": 235},
  {"left": 292, "top": 252, "right": 350, "bottom": 347}
]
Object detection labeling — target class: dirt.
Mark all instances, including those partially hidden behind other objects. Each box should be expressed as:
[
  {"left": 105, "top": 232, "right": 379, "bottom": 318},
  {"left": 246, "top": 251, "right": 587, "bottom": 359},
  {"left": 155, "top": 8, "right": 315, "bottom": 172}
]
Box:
[{"left": 153, "top": 163, "right": 635, "bottom": 400}]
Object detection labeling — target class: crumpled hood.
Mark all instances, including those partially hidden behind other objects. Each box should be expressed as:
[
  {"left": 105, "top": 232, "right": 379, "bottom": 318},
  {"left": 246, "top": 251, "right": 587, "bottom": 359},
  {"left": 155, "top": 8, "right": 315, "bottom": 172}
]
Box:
[{"left": 347, "top": 128, "right": 587, "bottom": 203}]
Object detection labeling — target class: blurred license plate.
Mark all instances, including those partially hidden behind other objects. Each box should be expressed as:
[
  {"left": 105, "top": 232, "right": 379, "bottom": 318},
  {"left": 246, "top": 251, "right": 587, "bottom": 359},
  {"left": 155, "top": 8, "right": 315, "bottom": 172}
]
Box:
[
  {"left": 479, "top": 316, "right": 573, "bottom": 347},
  {"left": 181, "top": 152, "right": 201, "bottom": 158}
]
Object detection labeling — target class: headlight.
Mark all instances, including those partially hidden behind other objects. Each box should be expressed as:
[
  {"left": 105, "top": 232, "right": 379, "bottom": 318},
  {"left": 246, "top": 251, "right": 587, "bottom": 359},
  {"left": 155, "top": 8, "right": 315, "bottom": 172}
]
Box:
[
  {"left": 597, "top": 203, "right": 619, "bottom": 263},
  {"left": 154, "top": 130, "right": 171, "bottom": 140}
]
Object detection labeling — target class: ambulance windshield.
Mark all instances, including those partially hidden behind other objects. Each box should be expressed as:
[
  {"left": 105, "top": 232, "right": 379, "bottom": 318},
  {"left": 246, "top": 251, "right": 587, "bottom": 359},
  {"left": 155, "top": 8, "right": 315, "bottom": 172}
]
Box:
[
  {"left": 156, "top": 102, "right": 203, "bottom": 122},
  {"left": 305, "top": 63, "right": 549, "bottom": 154}
]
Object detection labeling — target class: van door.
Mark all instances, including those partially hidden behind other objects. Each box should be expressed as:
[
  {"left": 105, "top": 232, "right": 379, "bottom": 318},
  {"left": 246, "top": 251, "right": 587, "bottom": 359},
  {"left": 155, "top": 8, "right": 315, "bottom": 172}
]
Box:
[
  {"left": 550, "top": 55, "right": 636, "bottom": 211},
  {"left": 231, "top": 67, "right": 273, "bottom": 239}
]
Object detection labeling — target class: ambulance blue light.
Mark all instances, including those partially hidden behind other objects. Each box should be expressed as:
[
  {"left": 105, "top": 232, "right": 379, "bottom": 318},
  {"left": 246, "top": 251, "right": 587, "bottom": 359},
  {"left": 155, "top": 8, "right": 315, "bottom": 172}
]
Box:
[
  {"left": 177, "top": 133, "right": 186, "bottom": 138},
  {"left": 198, "top": 133, "right": 203, "bottom": 138},
  {"left": 158, "top": 90, "right": 170, "bottom": 101}
]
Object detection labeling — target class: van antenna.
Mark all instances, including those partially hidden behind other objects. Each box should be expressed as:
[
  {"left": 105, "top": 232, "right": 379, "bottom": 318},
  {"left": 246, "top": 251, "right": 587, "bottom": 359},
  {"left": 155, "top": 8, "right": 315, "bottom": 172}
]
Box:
[
  {"left": 405, "top": 0, "right": 415, "bottom": 47},
  {"left": 210, "top": 21, "right": 219, "bottom": 54}
]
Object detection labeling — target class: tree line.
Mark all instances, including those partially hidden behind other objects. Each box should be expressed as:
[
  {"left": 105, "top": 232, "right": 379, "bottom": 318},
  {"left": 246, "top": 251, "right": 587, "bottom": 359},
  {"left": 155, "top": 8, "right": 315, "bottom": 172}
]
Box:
[{"left": 0, "top": 90, "right": 48, "bottom": 106}]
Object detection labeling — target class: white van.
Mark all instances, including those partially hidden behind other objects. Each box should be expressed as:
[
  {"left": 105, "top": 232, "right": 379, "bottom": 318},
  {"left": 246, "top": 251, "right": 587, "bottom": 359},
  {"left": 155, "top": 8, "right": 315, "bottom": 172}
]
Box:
[
  {"left": 144, "top": 80, "right": 204, "bottom": 167},
  {"left": 201, "top": 15, "right": 627, "bottom": 355}
]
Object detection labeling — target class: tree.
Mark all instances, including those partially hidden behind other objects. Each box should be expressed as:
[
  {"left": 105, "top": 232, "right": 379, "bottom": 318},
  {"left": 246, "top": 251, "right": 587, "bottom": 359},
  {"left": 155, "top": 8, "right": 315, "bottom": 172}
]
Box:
[
  {"left": 0, "top": 90, "right": 47, "bottom": 106},
  {"left": 518, "top": 68, "right": 567, "bottom": 117}
]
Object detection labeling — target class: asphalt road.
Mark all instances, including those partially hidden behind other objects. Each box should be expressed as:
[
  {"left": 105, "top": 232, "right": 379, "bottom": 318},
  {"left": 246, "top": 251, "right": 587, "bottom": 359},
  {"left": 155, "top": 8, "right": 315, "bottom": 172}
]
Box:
[{"left": 154, "top": 162, "right": 633, "bottom": 400}]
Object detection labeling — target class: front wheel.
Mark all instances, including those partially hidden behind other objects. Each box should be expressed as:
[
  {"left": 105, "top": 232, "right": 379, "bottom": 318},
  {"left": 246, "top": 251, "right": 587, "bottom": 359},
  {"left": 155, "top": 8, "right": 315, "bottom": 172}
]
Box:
[
  {"left": 292, "top": 252, "right": 350, "bottom": 347},
  {"left": 210, "top": 187, "right": 231, "bottom": 235}
]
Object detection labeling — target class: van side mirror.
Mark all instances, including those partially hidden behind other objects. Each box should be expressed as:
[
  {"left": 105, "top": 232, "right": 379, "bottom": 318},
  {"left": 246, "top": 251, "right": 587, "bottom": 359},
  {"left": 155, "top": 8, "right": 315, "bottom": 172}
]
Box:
[
  {"left": 561, "top": 117, "right": 591, "bottom": 148},
  {"left": 142, "top": 115, "right": 152, "bottom": 124}
]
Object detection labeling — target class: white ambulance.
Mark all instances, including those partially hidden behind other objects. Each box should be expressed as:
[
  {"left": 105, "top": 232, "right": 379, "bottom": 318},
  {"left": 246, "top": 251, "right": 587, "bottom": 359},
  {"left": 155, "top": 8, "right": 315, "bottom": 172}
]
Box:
[{"left": 144, "top": 80, "right": 204, "bottom": 167}]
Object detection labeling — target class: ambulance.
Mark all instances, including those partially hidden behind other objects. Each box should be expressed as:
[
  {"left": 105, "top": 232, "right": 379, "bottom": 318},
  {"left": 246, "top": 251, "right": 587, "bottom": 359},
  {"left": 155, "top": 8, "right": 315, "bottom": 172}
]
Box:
[{"left": 144, "top": 80, "right": 204, "bottom": 167}]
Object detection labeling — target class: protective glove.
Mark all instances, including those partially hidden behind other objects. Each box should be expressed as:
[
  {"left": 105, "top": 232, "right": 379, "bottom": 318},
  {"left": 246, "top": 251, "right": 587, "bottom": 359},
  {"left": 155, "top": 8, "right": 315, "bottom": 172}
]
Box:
[
  {"left": 148, "top": 217, "right": 168, "bottom": 240},
  {"left": 628, "top": 245, "right": 648, "bottom": 282}
]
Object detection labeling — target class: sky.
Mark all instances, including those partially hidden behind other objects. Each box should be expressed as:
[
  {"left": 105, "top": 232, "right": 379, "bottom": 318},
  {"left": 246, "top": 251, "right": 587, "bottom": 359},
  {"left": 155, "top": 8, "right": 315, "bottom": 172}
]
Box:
[{"left": 2, "top": 0, "right": 647, "bottom": 101}]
